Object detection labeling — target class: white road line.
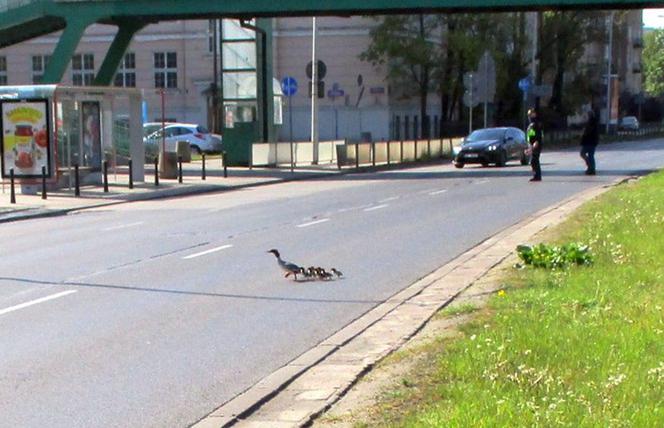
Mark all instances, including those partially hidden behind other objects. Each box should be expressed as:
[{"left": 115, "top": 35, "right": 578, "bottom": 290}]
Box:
[
  {"left": 183, "top": 244, "right": 234, "bottom": 259},
  {"left": 296, "top": 218, "right": 330, "bottom": 228},
  {"left": 476, "top": 179, "right": 490, "bottom": 185},
  {"left": 429, "top": 189, "right": 448, "bottom": 195},
  {"left": 103, "top": 221, "right": 144, "bottom": 232},
  {"left": 0, "top": 290, "right": 78, "bottom": 317},
  {"left": 379, "top": 196, "right": 400, "bottom": 203},
  {"left": 364, "top": 204, "right": 389, "bottom": 212}
]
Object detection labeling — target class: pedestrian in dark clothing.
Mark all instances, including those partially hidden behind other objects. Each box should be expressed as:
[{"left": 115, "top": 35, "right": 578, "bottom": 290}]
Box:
[
  {"left": 580, "top": 110, "right": 599, "bottom": 175},
  {"left": 526, "top": 108, "right": 543, "bottom": 182}
]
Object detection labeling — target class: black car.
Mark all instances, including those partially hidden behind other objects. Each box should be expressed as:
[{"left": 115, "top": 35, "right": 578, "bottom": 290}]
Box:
[{"left": 453, "top": 127, "right": 530, "bottom": 168}]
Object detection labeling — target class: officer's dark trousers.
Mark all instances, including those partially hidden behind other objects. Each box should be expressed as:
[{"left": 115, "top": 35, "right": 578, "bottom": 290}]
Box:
[
  {"left": 531, "top": 149, "right": 541, "bottom": 180},
  {"left": 580, "top": 145, "right": 596, "bottom": 173}
]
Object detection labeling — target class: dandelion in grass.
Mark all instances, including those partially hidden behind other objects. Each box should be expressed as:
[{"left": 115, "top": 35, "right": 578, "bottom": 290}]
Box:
[{"left": 498, "top": 289, "right": 506, "bottom": 297}]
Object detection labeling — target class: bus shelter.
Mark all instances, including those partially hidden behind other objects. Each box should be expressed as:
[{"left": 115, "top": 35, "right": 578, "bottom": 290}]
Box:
[{"left": 0, "top": 85, "right": 143, "bottom": 192}]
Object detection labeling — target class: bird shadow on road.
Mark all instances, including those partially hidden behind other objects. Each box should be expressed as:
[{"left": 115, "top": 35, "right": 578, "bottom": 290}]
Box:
[{"left": 0, "top": 276, "right": 376, "bottom": 306}]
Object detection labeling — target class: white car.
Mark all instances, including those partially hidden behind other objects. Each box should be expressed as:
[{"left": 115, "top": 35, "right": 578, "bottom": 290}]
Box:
[
  {"left": 619, "top": 116, "right": 639, "bottom": 131},
  {"left": 144, "top": 123, "right": 223, "bottom": 154}
]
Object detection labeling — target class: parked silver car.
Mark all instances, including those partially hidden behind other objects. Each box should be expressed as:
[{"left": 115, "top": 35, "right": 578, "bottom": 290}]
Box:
[{"left": 144, "top": 123, "right": 223, "bottom": 154}]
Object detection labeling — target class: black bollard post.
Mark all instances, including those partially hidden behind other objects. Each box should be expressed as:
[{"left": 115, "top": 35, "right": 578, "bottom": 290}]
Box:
[
  {"left": 74, "top": 163, "right": 80, "bottom": 197},
  {"left": 387, "top": 141, "right": 391, "bottom": 166},
  {"left": 10, "top": 168, "right": 16, "bottom": 204},
  {"left": 201, "top": 153, "right": 206, "bottom": 180},
  {"left": 128, "top": 159, "right": 134, "bottom": 189},
  {"left": 178, "top": 156, "right": 183, "bottom": 183},
  {"left": 400, "top": 140, "right": 404, "bottom": 163},
  {"left": 41, "top": 166, "right": 47, "bottom": 200},
  {"left": 103, "top": 160, "right": 109, "bottom": 193},
  {"left": 154, "top": 157, "right": 159, "bottom": 186},
  {"left": 222, "top": 151, "right": 228, "bottom": 178},
  {"left": 371, "top": 142, "right": 376, "bottom": 167}
]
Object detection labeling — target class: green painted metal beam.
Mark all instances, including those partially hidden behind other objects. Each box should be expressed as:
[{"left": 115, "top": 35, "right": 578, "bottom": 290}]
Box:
[
  {"left": 94, "top": 20, "right": 145, "bottom": 86},
  {"left": 40, "top": 18, "right": 92, "bottom": 84}
]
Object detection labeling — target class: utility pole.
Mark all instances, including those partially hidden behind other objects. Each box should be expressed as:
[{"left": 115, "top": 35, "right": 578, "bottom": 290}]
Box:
[
  {"left": 606, "top": 11, "right": 615, "bottom": 135},
  {"left": 311, "top": 17, "right": 319, "bottom": 164}
]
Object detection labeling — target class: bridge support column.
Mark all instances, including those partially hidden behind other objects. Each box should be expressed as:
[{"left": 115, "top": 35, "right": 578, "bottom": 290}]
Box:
[
  {"left": 94, "top": 20, "right": 145, "bottom": 86},
  {"left": 41, "top": 19, "right": 91, "bottom": 84}
]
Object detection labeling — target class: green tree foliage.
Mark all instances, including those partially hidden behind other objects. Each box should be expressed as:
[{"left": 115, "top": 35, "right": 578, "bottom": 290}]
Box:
[{"left": 643, "top": 29, "right": 664, "bottom": 96}]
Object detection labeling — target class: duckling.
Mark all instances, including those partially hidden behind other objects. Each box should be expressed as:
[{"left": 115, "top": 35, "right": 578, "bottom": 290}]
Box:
[
  {"left": 299, "top": 267, "right": 314, "bottom": 279},
  {"left": 307, "top": 266, "right": 317, "bottom": 278},
  {"left": 267, "top": 249, "right": 301, "bottom": 280},
  {"left": 330, "top": 268, "right": 343, "bottom": 278},
  {"left": 316, "top": 267, "right": 333, "bottom": 280}
]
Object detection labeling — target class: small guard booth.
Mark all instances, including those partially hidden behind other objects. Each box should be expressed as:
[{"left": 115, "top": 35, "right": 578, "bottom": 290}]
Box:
[{"left": 0, "top": 85, "right": 144, "bottom": 193}]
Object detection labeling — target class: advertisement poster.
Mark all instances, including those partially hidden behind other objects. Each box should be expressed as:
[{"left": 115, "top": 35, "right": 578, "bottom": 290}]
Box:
[
  {"left": 81, "top": 101, "right": 102, "bottom": 171},
  {"left": 1, "top": 99, "right": 51, "bottom": 178}
]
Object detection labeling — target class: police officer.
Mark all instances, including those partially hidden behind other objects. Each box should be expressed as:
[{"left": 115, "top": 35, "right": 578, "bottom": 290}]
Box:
[{"left": 526, "top": 108, "right": 543, "bottom": 182}]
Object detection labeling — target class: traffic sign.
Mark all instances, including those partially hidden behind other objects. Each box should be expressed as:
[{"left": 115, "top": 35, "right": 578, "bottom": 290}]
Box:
[
  {"left": 327, "top": 82, "right": 344, "bottom": 99},
  {"left": 476, "top": 51, "right": 496, "bottom": 102},
  {"left": 306, "top": 60, "right": 327, "bottom": 80},
  {"left": 518, "top": 76, "right": 532, "bottom": 93},
  {"left": 281, "top": 76, "right": 298, "bottom": 97},
  {"left": 463, "top": 90, "right": 481, "bottom": 108}
]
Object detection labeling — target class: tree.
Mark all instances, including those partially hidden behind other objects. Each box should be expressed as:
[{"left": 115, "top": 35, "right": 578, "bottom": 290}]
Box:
[
  {"left": 361, "top": 15, "right": 439, "bottom": 137},
  {"left": 644, "top": 29, "right": 664, "bottom": 96}
]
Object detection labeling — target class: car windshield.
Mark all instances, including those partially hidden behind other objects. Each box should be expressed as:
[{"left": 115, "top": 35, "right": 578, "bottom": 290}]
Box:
[
  {"left": 196, "top": 125, "right": 209, "bottom": 133},
  {"left": 466, "top": 129, "right": 505, "bottom": 142},
  {"left": 144, "top": 124, "right": 164, "bottom": 137}
]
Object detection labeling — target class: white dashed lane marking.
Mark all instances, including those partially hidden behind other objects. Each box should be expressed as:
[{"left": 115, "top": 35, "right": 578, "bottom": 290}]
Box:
[
  {"left": 364, "top": 204, "right": 389, "bottom": 212},
  {"left": 428, "top": 189, "right": 448, "bottom": 195},
  {"left": 296, "top": 218, "right": 331, "bottom": 228},
  {"left": 102, "top": 222, "right": 144, "bottom": 232},
  {"left": 0, "top": 290, "right": 78, "bottom": 317},
  {"left": 182, "top": 245, "right": 234, "bottom": 259}
]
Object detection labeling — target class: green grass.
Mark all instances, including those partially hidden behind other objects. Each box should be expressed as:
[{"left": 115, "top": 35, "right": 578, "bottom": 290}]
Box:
[{"left": 364, "top": 171, "right": 664, "bottom": 427}]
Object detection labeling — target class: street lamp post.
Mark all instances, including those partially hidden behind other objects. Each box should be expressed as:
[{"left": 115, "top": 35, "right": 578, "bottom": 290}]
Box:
[{"left": 606, "top": 11, "right": 615, "bottom": 134}]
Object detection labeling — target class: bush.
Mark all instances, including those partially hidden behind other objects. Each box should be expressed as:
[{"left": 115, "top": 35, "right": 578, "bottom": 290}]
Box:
[{"left": 516, "top": 243, "right": 593, "bottom": 269}]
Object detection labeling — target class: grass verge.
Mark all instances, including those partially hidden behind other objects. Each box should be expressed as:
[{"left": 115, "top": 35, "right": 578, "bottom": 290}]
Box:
[{"left": 354, "top": 171, "right": 664, "bottom": 427}]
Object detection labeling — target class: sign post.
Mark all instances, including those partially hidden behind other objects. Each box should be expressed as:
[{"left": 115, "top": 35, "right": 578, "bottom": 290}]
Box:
[{"left": 281, "top": 76, "right": 298, "bottom": 172}]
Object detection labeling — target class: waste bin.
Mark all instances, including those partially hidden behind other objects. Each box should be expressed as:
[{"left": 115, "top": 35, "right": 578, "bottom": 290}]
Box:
[
  {"left": 176, "top": 140, "right": 191, "bottom": 163},
  {"left": 159, "top": 151, "right": 178, "bottom": 179}
]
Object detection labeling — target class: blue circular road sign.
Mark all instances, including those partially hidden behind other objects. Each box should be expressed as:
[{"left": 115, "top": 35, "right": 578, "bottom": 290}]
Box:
[
  {"left": 518, "top": 76, "right": 532, "bottom": 92},
  {"left": 281, "top": 76, "right": 298, "bottom": 97}
]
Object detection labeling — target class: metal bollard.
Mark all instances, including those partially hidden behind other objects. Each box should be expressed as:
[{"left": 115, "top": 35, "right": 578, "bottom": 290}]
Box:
[
  {"left": 154, "top": 157, "right": 159, "bottom": 186},
  {"left": 201, "top": 153, "right": 206, "bottom": 180},
  {"left": 355, "top": 143, "right": 359, "bottom": 169},
  {"left": 222, "top": 151, "right": 228, "bottom": 178},
  {"left": 103, "top": 160, "right": 109, "bottom": 193},
  {"left": 427, "top": 139, "right": 431, "bottom": 158},
  {"left": 74, "top": 163, "right": 80, "bottom": 197},
  {"left": 178, "top": 156, "right": 183, "bottom": 183},
  {"left": 414, "top": 140, "right": 418, "bottom": 161},
  {"left": 128, "top": 159, "right": 134, "bottom": 189},
  {"left": 400, "top": 140, "right": 404, "bottom": 163},
  {"left": 10, "top": 168, "right": 16, "bottom": 204},
  {"left": 41, "top": 166, "right": 47, "bottom": 200},
  {"left": 371, "top": 142, "right": 376, "bottom": 167}
]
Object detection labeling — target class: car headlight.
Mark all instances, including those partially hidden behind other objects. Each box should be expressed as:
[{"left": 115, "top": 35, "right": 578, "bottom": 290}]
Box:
[
  {"left": 453, "top": 146, "right": 462, "bottom": 155},
  {"left": 487, "top": 145, "right": 497, "bottom": 151}
]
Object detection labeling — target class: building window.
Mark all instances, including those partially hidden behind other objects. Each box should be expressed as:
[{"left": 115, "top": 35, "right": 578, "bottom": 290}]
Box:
[
  {"left": 0, "top": 56, "right": 7, "bottom": 85},
  {"left": 114, "top": 53, "right": 136, "bottom": 87},
  {"left": 32, "top": 55, "right": 50, "bottom": 84},
  {"left": 72, "top": 53, "right": 95, "bottom": 86},
  {"left": 154, "top": 52, "right": 177, "bottom": 88}
]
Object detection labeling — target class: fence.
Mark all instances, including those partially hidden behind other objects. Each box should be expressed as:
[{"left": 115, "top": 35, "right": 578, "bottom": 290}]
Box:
[
  {"left": 336, "top": 138, "right": 462, "bottom": 169},
  {"left": 250, "top": 140, "right": 344, "bottom": 167}
]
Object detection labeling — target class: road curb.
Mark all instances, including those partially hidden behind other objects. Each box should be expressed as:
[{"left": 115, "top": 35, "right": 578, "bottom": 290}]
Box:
[{"left": 191, "top": 176, "right": 633, "bottom": 428}]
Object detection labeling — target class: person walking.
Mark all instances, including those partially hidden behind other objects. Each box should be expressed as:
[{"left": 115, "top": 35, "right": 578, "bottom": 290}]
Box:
[
  {"left": 526, "top": 108, "right": 543, "bottom": 182},
  {"left": 580, "top": 109, "right": 599, "bottom": 175}
]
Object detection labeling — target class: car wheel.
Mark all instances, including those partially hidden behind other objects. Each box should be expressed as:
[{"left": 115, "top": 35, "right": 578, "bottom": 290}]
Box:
[
  {"left": 191, "top": 145, "right": 202, "bottom": 155},
  {"left": 520, "top": 151, "right": 529, "bottom": 165},
  {"left": 496, "top": 150, "right": 507, "bottom": 167},
  {"left": 454, "top": 162, "right": 464, "bottom": 169}
]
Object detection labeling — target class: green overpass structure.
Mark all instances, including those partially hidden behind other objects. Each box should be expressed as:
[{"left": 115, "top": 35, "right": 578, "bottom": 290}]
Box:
[{"left": 0, "top": 0, "right": 659, "bottom": 163}]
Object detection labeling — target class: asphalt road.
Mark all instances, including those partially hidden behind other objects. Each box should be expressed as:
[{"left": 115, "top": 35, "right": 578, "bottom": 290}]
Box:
[{"left": 1, "top": 139, "right": 663, "bottom": 427}]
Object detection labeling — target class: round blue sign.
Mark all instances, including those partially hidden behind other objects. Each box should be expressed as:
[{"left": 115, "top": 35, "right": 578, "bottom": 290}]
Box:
[
  {"left": 518, "top": 76, "right": 532, "bottom": 93},
  {"left": 281, "top": 76, "right": 298, "bottom": 97}
]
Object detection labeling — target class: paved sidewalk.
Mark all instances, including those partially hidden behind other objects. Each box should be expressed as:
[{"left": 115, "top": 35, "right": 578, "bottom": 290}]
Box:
[{"left": 0, "top": 160, "right": 340, "bottom": 223}]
